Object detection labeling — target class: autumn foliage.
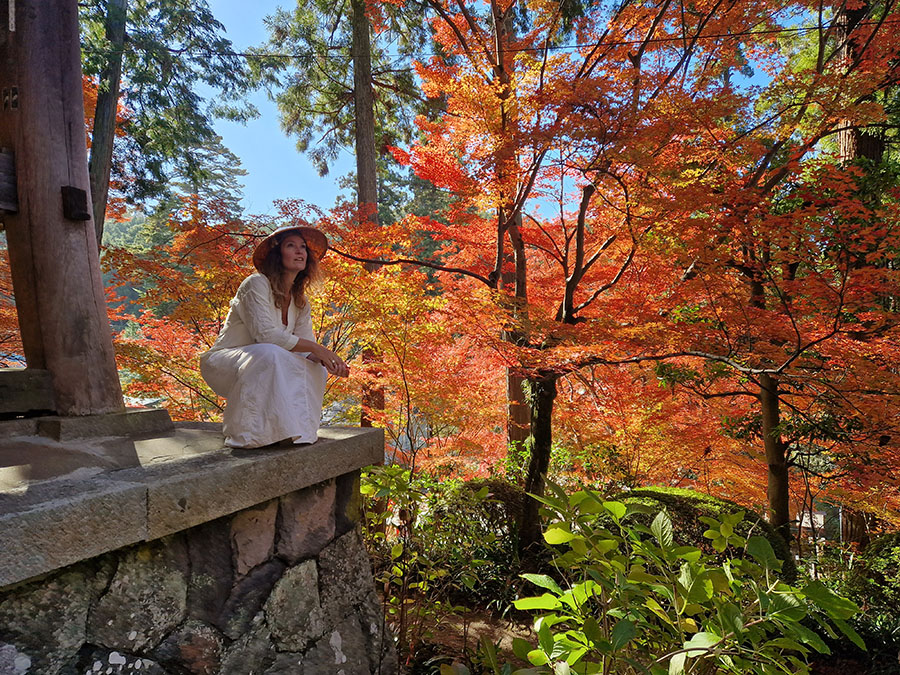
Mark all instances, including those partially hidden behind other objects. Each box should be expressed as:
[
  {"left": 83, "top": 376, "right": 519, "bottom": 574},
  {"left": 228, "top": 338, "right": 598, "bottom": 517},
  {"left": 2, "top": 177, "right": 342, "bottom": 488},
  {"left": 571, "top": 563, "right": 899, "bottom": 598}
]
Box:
[{"left": 1, "top": 0, "right": 898, "bottom": 546}]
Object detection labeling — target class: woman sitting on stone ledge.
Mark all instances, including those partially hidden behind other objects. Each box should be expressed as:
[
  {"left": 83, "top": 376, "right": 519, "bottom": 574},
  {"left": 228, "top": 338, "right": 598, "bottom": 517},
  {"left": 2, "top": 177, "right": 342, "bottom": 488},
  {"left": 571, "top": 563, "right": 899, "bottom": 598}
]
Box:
[{"left": 200, "top": 224, "right": 349, "bottom": 448}]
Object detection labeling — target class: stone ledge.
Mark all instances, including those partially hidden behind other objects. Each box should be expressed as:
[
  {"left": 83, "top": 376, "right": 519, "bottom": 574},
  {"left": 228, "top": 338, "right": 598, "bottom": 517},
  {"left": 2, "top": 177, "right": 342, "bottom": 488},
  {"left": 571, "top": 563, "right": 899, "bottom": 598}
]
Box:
[
  {"left": 0, "top": 425, "right": 383, "bottom": 589},
  {"left": 36, "top": 407, "right": 175, "bottom": 441},
  {"left": 0, "top": 407, "right": 175, "bottom": 441}
]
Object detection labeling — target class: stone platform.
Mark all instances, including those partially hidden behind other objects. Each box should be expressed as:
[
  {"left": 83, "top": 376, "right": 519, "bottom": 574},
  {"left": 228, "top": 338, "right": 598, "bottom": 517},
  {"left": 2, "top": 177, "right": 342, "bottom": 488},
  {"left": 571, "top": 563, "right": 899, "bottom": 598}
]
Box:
[
  {"left": 0, "top": 420, "right": 395, "bottom": 674},
  {"left": 0, "top": 420, "right": 383, "bottom": 588}
]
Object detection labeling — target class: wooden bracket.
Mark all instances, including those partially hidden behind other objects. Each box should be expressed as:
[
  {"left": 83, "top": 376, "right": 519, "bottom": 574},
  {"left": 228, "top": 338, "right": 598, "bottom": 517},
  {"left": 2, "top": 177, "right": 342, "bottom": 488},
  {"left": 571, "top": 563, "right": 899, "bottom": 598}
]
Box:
[
  {"left": 2, "top": 87, "right": 17, "bottom": 110},
  {"left": 61, "top": 185, "right": 90, "bottom": 221},
  {"left": 0, "top": 148, "right": 16, "bottom": 213}
]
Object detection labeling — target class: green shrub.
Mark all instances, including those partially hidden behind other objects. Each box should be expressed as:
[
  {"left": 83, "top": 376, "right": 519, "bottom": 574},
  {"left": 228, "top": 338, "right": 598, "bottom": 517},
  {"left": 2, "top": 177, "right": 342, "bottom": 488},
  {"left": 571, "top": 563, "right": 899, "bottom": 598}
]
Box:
[
  {"left": 620, "top": 487, "right": 797, "bottom": 582},
  {"left": 825, "top": 533, "right": 900, "bottom": 673},
  {"left": 361, "top": 466, "right": 522, "bottom": 656},
  {"left": 450, "top": 479, "right": 862, "bottom": 675},
  {"left": 848, "top": 533, "right": 900, "bottom": 623}
]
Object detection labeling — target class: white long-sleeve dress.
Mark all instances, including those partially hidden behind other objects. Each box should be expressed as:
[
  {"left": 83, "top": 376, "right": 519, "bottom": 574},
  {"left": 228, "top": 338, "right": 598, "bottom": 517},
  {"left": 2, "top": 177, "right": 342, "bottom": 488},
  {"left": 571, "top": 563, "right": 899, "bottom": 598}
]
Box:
[{"left": 200, "top": 273, "right": 327, "bottom": 448}]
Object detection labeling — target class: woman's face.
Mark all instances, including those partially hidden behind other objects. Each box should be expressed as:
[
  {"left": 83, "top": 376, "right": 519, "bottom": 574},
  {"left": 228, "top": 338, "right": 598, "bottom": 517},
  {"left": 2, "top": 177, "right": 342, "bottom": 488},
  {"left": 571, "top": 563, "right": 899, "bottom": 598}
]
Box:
[{"left": 280, "top": 234, "right": 308, "bottom": 274}]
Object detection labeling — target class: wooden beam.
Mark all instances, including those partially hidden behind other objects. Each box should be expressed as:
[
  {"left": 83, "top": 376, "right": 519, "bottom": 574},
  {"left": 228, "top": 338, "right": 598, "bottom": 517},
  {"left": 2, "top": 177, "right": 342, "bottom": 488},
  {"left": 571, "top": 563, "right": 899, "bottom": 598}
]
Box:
[{"left": 0, "top": 0, "right": 124, "bottom": 415}]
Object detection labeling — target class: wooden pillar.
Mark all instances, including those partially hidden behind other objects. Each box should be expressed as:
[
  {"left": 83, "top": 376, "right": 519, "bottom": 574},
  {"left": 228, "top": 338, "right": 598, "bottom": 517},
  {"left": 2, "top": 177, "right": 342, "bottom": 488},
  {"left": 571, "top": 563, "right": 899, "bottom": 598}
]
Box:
[{"left": 0, "top": 0, "right": 124, "bottom": 415}]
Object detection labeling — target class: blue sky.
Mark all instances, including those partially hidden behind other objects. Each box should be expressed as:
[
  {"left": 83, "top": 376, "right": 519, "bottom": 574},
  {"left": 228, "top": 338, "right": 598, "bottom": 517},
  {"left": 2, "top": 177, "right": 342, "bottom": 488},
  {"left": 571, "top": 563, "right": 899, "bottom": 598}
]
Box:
[{"left": 207, "top": 0, "right": 354, "bottom": 216}]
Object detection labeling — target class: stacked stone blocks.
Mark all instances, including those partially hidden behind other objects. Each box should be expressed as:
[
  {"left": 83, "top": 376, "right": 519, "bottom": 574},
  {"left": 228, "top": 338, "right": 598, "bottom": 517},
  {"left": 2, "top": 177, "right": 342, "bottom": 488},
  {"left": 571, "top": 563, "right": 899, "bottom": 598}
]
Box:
[{"left": 0, "top": 473, "right": 397, "bottom": 675}]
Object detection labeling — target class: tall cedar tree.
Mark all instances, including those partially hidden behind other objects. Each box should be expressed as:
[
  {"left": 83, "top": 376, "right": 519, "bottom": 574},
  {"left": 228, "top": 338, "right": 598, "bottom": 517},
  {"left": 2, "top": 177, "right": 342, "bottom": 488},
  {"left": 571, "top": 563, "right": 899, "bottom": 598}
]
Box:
[{"left": 80, "top": 0, "right": 256, "bottom": 243}]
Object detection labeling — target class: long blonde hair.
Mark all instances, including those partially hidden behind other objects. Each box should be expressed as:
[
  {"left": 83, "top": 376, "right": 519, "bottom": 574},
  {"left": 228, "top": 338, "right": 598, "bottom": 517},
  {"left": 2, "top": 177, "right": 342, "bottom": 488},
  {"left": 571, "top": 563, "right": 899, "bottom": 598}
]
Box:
[{"left": 258, "top": 232, "right": 322, "bottom": 309}]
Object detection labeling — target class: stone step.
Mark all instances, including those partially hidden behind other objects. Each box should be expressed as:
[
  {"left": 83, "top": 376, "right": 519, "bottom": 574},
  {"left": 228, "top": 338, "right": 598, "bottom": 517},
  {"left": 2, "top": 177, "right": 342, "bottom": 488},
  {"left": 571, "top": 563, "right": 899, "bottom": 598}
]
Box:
[{"left": 0, "top": 407, "right": 175, "bottom": 441}]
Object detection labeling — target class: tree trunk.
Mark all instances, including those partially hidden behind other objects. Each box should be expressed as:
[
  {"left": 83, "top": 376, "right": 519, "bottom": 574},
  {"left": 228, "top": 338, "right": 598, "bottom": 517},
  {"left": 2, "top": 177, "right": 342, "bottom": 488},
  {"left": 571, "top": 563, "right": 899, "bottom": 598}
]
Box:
[
  {"left": 504, "top": 214, "right": 531, "bottom": 458},
  {"left": 88, "top": 0, "right": 127, "bottom": 248},
  {"left": 760, "top": 373, "right": 791, "bottom": 542},
  {"left": 350, "top": 0, "right": 384, "bottom": 428},
  {"left": 518, "top": 374, "right": 558, "bottom": 556},
  {"left": 836, "top": 0, "right": 884, "bottom": 164},
  {"left": 507, "top": 370, "right": 530, "bottom": 456},
  {"left": 351, "top": 0, "right": 378, "bottom": 213}
]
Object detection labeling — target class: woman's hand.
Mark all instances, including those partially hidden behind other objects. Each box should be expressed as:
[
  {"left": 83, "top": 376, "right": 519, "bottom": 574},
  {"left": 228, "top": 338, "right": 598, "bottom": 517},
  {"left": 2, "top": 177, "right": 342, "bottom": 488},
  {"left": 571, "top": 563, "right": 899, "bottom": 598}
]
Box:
[{"left": 309, "top": 346, "right": 350, "bottom": 378}]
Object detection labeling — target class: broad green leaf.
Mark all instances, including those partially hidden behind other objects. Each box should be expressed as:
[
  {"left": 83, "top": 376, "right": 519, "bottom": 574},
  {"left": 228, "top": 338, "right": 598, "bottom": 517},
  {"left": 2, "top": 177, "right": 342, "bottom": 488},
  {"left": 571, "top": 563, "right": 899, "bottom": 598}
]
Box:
[
  {"left": 645, "top": 597, "right": 674, "bottom": 625},
  {"left": 527, "top": 649, "right": 549, "bottom": 666},
  {"left": 571, "top": 537, "right": 588, "bottom": 556},
  {"left": 766, "top": 590, "right": 806, "bottom": 622},
  {"left": 788, "top": 622, "right": 830, "bottom": 653},
  {"left": 480, "top": 636, "right": 500, "bottom": 669},
  {"left": 583, "top": 616, "right": 602, "bottom": 643},
  {"left": 679, "top": 617, "right": 699, "bottom": 632},
  {"left": 668, "top": 652, "right": 686, "bottom": 675},
  {"left": 765, "top": 637, "right": 808, "bottom": 653},
  {"left": 717, "top": 602, "right": 744, "bottom": 638},
  {"left": 708, "top": 570, "right": 731, "bottom": 594},
  {"left": 673, "top": 546, "right": 702, "bottom": 563},
  {"left": 628, "top": 567, "right": 659, "bottom": 584},
  {"left": 802, "top": 581, "right": 859, "bottom": 620},
  {"left": 604, "top": 501, "right": 627, "bottom": 520},
  {"left": 722, "top": 511, "right": 745, "bottom": 526},
  {"left": 390, "top": 543, "right": 404, "bottom": 559},
  {"left": 610, "top": 619, "right": 636, "bottom": 650},
  {"left": 719, "top": 522, "right": 734, "bottom": 537},
  {"left": 514, "top": 594, "right": 563, "bottom": 611},
  {"left": 593, "top": 539, "right": 619, "bottom": 555},
  {"left": 571, "top": 580, "right": 599, "bottom": 606},
  {"left": 576, "top": 498, "right": 605, "bottom": 514},
  {"left": 833, "top": 618, "right": 866, "bottom": 651},
  {"left": 683, "top": 631, "right": 720, "bottom": 655},
  {"left": 522, "top": 573, "right": 564, "bottom": 595},
  {"left": 746, "top": 536, "right": 779, "bottom": 570},
  {"left": 545, "top": 527, "right": 577, "bottom": 545},
  {"left": 652, "top": 512, "right": 674, "bottom": 549},
  {"left": 512, "top": 637, "right": 532, "bottom": 660},
  {"left": 702, "top": 528, "right": 720, "bottom": 539},
  {"left": 687, "top": 572, "right": 714, "bottom": 603},
  {"left": 538, "top": 620, "right": 554, "bottom": 654},
  {"left": 625, "top": 503, "right": 656, "bottom": 518}
]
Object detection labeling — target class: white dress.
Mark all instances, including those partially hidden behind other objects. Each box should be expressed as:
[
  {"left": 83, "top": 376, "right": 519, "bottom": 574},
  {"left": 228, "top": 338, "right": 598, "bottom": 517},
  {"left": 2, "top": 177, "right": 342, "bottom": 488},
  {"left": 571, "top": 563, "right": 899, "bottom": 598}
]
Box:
[{"left": 200, "top": 273, "right": 327, "bottom": 448}]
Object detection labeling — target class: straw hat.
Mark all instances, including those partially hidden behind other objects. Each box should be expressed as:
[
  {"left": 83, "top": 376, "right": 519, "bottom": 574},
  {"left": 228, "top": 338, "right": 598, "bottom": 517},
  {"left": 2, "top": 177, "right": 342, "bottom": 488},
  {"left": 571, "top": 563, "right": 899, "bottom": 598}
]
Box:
[{"left": 252, "top": 225, "right": 329, "bottom": 271}]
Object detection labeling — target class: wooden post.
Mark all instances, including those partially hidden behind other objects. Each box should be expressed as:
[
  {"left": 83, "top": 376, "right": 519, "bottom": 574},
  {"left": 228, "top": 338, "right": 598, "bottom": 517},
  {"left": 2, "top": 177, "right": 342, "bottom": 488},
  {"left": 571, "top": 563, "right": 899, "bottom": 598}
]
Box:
[{"left": 0, "top": 0, "right": 124, "bottom": 415}]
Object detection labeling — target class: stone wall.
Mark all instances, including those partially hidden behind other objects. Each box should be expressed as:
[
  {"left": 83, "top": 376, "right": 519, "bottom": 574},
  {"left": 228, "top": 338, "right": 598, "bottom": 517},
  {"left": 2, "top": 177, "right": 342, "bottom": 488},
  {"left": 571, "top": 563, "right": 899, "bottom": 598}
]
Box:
[{"left": 0, "top": 473, "right": 397, "bottom": 675}]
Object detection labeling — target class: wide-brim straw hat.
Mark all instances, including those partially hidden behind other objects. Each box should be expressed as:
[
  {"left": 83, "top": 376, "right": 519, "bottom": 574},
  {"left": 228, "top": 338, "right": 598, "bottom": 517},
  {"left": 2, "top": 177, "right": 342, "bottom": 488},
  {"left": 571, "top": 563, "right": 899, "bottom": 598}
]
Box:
[{"left": 252, "top": 225, "right": 329, "bottom": 272}]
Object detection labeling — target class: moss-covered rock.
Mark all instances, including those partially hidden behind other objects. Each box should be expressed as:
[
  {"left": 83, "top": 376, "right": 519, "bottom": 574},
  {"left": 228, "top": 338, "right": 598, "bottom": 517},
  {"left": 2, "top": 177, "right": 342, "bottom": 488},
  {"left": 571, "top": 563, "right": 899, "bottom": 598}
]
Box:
[{"left": 617, "top": 486, "right": 797, "bottom": 582}]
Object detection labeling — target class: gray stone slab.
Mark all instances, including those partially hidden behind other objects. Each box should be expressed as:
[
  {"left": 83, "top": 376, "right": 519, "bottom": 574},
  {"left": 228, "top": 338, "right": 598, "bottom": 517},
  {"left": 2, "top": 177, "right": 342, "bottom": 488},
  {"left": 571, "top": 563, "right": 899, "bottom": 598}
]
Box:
[
  {"left": 0, "top": 418, "right": 38, "bottom": 437},
  {"left": 143, "top": 427, "right": 383, "bottom": 540},
  {"left": 0, "top": 426, "right": 382, "bottom": 590},
  {"left": 277, "top": 479, "right": 336, "bottom": 564},
  {"left": 87, "top": 536, "right": 189, "bottom": 652},
  {"left": 36, "top": 408, "right": 174, "bottom": 441},
  {"left": 0, "top": 477, "right": 147, "bottom": 588},
  {"left": 0, "top": 427, "right": 223, "bottom": 493}
]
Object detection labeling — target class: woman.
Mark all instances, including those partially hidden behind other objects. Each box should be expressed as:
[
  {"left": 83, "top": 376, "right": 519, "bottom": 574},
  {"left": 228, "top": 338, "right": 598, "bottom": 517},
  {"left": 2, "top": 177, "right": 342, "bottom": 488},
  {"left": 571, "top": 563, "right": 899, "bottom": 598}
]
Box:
[{"left": 200, "top": 224, "right": 349, "bottom": 448}]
